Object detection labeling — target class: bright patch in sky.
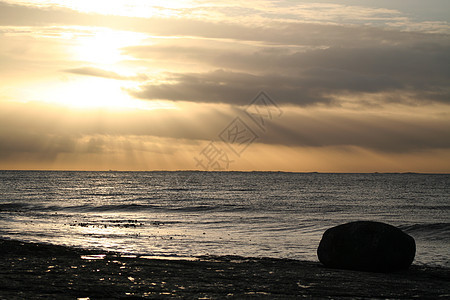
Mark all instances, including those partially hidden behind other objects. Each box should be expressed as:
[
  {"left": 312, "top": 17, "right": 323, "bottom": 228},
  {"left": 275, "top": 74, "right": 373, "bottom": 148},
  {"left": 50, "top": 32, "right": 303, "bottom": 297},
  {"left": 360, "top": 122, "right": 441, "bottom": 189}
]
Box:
[
  {"left": 41, "top": 78, "right": 167, "bottom": 110},
  {"left": 73, "top": 29, "right": 146, "bottom": 64}
]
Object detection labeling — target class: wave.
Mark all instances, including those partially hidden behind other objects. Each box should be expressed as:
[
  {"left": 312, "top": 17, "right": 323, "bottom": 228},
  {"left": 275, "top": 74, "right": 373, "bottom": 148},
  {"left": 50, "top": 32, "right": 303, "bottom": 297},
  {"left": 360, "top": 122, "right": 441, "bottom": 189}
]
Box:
[
  {"left": 0, "top": 203, "right": 28, "bottom": 211},
  {"left": 0, "top": 202, "right": 248, "bottom": 214},
  {"left": 399, "top": 223, "right": 450, "bottom": 241},
  {"left": 397, "top": 205, "right": 450, "bottom": 210},
  {"left": 63, "top": 203, "right": 236, "bottom": 213},
  {"left": 400, "top": 222, "right": 450, "bottom": 232}
]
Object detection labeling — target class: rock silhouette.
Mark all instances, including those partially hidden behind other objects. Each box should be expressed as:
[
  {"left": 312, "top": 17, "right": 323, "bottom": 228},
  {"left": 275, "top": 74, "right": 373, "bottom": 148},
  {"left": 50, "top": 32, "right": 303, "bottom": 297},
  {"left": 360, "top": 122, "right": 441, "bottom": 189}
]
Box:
[{"left": 317, "top": 221, "right": 415, "bottom": 272}]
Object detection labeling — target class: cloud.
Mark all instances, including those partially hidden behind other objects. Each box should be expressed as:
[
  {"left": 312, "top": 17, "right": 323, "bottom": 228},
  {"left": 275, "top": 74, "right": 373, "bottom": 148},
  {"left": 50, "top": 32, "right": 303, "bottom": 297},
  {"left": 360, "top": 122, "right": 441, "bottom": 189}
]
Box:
[
  {"left": 260, "top": 109, "right": 450, "bottom": 153},
  {"left": 1, "top": 1, "right": 447, "bottom": 46},
  {"left": 1, "top": 100, "right": 449, "bottom": 156},
  {"left": 129, "top": 64, "right": 449, "bottom": 107},
  {"left": 4, "top": 0, "right": 448, "bottom": 33},
  {"left": 64, "top": 66, "right": 148, "bottom": 81},
  {"left": 122, "top": 30, "right": 450, "bottom": 106},
  {"left": 1, "top": 1, "right": 449, "bottom": 108}
]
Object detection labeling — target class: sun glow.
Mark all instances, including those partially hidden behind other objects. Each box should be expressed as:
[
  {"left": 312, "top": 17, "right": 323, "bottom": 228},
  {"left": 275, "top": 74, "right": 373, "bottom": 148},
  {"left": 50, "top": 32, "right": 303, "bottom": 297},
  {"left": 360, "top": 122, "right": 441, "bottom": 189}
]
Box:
[
  {"left": 73, "top": 28, "right": 146, "bottom": 64},
  {"left": 52, "top": 77, "right": 144, "bottom": 109},
  {"left": 20, "top": 76, "right": 174, "bottom": 110},
  {"left": 58, "top": 27, "right": 173, "bottom": 110}
]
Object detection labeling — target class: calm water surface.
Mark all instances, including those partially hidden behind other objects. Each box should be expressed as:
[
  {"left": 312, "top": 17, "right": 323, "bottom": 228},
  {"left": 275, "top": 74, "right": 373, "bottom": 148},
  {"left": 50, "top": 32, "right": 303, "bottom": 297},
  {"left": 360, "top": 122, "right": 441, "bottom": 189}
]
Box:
[{"left": 0, "top": 171, "right": 448, "bottom": 267}]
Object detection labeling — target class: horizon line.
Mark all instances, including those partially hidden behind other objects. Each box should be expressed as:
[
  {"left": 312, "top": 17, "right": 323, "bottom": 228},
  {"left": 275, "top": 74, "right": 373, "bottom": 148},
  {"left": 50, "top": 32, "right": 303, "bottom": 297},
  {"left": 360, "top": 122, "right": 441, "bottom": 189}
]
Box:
[{"left": 1, "top": 169, "right": 449, "bottom": 175}]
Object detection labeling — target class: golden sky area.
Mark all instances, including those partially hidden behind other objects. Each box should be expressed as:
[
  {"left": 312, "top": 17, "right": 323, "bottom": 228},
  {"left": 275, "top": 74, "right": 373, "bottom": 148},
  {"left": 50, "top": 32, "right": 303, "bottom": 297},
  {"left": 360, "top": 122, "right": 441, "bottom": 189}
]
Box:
[{"left": 0, "top": 0, "right": 449, "bottom": 172}]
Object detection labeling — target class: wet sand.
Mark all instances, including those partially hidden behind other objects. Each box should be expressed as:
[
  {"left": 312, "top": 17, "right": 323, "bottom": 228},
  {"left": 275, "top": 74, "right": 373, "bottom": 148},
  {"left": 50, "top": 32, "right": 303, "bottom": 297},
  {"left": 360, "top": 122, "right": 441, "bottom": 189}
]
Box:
[{"left": 1, "top": 239, "right": 449, "bottom": 299}]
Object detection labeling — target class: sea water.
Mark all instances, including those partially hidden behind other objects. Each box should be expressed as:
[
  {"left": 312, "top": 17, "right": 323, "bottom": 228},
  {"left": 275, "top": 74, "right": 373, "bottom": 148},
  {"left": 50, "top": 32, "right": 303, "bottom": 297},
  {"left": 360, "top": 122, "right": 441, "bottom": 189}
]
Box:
[{"left": 0, "top": 171, "right": 448, "bottom": 267}]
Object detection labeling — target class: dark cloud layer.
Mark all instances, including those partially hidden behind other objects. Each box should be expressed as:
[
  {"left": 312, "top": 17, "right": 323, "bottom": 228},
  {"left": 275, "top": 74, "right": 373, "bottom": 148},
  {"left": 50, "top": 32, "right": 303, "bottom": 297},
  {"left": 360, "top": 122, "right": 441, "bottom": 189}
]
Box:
[
  {"left": 1, "top": 101, "right": 449, "bottom": 156},
  {"left": 129, "top": 68, "right": 449, "bottom": 107},
  {"left": 124, "top": 38, "right": 450, "bottom": 105},
  {"left": 263, "top": 112, "right": 450, "bottom": 152}
]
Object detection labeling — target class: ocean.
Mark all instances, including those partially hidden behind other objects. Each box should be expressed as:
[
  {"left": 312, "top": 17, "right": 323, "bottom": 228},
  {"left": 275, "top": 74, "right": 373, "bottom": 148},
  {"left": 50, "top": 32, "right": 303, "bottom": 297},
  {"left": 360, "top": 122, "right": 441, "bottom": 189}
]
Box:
[{"left": 0, "top": 171, "right": 448, "bottom": 267}]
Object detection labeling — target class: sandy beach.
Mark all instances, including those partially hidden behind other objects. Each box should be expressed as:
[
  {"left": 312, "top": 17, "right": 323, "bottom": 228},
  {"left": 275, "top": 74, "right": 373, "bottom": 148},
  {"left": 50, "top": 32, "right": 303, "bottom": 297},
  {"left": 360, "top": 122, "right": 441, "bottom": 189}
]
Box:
[{"left": 1, "top": 239, "right": 449, "bottom": 299}]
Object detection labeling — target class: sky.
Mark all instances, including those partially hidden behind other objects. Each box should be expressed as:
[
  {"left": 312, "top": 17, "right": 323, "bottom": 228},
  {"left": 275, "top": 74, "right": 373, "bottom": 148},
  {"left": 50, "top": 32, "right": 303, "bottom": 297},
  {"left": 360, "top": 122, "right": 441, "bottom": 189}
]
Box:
[{"left": 0, "top": 0, "right": 449, "bottom": 172}]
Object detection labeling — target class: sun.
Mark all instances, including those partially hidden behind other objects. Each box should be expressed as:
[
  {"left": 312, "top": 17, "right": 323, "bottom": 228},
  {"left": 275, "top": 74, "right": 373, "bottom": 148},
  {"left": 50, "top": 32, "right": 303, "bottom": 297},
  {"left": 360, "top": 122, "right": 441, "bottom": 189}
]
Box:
[
  {"left": 3, "top": 3, "right": 183, "bottom": 111},
  {"left": 57, "top": 27, "right": 171, "bottom": 110},
  {"left": 73, "top": 28, "right": 146, "bottom": 65}
]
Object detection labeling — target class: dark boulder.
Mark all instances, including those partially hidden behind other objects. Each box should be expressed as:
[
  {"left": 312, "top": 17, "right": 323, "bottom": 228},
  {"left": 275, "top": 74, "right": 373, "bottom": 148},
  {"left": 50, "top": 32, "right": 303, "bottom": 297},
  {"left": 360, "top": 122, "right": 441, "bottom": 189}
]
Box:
[{"left": 317, "top": 221, "right": 415, "bottom": 272}]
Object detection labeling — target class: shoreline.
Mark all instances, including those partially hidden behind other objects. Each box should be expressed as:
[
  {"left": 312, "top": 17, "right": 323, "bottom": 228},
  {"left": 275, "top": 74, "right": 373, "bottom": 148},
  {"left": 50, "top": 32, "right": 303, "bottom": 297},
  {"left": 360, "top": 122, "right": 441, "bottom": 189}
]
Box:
[{"left": 1, "top": 239, "right": 449, "bottom": 299}]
